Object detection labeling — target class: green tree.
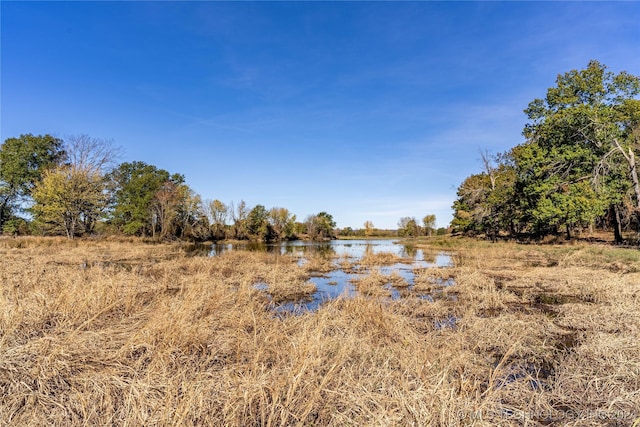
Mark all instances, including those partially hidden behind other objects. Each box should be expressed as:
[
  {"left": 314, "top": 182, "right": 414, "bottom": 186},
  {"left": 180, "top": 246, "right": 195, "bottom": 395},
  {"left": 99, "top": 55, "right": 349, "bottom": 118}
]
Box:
[
  {"left": 0, "top": 134, "right": 65, "bottom": 230},
  {"left": 518, "top": 60, "right": 640, "bottom": 240},
  {"left": 339, "top": 226, "right": 356, "bottom": 237},
  {"left": 305, "top": 211, "right": 336, "bottom": 240},
  {"left": 451, "top": 154, "right": 519, "bottom": 238},
  {"left": 107, "top": 161, "right": 183, "bottom": 236},
  {"left": 452, "top": 62, "right": 640, "bottom": 241},
  {"left": 2, "top": 217, "right": 29, "bottom": 236},
  {"left": 451, "top": 173, "right": 490, "bottom": 234},
  {"left": 247, "top": 204, "right": 269, "bottom": 240},
  {"left": 512, "top": 141, "right": 604, "bottom": 239},
  {"left": 398, "top": 217, "right": 418, "bottom": 237}
]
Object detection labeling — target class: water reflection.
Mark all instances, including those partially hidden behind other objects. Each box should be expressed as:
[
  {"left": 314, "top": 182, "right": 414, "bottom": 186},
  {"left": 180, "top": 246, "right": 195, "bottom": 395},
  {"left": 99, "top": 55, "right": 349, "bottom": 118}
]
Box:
[
  {"left": 186, "top": 240, "right": 336, "bottom": 257},
  {"left": 399, "top": 244, "right": 417, "bottom": 259},
  {"left": 187, "top": 239, "right": 451, "bottom": 262},
  {"left": 185, "top": 239, "right": 454, "bottom": 313}
]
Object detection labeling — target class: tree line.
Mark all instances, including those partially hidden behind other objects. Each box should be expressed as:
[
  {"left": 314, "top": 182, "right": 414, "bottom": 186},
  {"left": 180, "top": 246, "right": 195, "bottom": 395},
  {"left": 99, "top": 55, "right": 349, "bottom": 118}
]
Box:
[
  {"left": 0, "top": 134, "right": 337, "bottom": 241},
  {"left": 451, "top": 61, "right": 640, "bottom": 243},
  {"left": 397, "top": 214, "right": 441, "bottom": 237},
  {"left": 336, "top": 216, "right": 443, "bottom": 239}
]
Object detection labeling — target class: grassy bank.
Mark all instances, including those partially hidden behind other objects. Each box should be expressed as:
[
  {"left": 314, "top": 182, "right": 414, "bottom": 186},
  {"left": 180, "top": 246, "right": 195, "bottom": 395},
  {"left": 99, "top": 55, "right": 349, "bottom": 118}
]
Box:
[{"left": 1, "top": 237, "right": 639, "bottom": 425}]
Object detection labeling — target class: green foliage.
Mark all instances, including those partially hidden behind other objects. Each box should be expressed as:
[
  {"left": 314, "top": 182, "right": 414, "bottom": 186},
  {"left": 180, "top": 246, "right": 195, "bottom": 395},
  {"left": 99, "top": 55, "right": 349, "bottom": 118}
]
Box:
[
  {"left": 3, "top": 134, "right": 346, "bottom": 243},
  {"left": 247, "top": 204, "right": 272, "bottom": 241},
  {"left": 317, "top": 212, "right": 336, "bottom": 228},
  {"left": 452, "top": 61, "right": 640, "bottom": 241},
  {"left": 451, "top": 173, "right": 492, "bottom": 234},
  {"left": 397, "top": 217, "right": 419, "bottom": 237},
  {"left": 107, "top": 161, "right": 184, "bottom": 236},
  {"left": 305, "top": 212, "right": 336, "bottom": 240},
  {"left": 269, "top": 207, "right": 296, "bottom": 241},
  {"left": 2, "top": 217, "right": 29, "bottom": 235},
  {"left": 339, "top": 226, "right": 357, "bottom": 237},
  {"left": 512, "top": 139, "right": 604, "bottom": 236},
  {"left": 518, "top": 60, "right": 639, "bottom": 238},
  {"left": 0, "top": 134, "right": 65, "bottom": 229}
]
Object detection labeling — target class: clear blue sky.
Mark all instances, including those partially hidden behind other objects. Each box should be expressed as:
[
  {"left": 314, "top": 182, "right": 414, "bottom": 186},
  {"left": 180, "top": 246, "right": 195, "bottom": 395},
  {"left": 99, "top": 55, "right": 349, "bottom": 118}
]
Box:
[{"left": 2, "top": 1, "right": 639, "bottom": 229}]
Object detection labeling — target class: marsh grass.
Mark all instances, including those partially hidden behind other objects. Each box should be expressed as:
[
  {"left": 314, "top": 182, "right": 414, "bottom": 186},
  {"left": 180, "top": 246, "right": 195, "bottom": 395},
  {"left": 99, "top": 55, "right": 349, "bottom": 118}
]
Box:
[
  {"left": 349, "top": 269, "right": 394, "bottom": 297},
  {"left": 359, "top": 251, "right": 405, "bottom": 266},
  {"left": 1, "top": 237, "right": 639, "bottom": 426},
  {"left": 301, "top": 253, "right": 336, "bottom": 275}
]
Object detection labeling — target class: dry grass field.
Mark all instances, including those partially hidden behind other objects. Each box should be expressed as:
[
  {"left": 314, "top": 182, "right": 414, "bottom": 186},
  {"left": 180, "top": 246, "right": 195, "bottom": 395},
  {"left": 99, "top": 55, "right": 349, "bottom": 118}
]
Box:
[{"left": 1, "top": 236, "right": 639, "bottom": 426}]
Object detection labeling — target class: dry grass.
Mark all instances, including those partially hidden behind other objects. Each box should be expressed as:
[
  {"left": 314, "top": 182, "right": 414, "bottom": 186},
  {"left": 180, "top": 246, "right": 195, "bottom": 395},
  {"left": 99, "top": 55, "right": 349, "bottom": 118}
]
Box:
[
  {"left": 1, "top": 236, "right": 639, "bottom": 426},
  {"left": 301, "top": 253, "right": 336, "bottom": 275},
  {"left": 348, "top": 269, "right": 407, "bottom": 298},
  {"left": 360, "top": 251, "right": 405, "bottom": 266}
]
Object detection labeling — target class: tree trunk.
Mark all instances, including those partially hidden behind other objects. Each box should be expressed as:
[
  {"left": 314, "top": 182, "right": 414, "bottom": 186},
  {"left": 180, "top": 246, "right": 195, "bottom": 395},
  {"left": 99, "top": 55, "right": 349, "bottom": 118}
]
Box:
[
  {"left": 629, "top": 148, "right": 640, "bottom": 206},
  {"left": 610, "top": 204, "right": 623, "bottom": 244},
  {"left": 613, "top": 138, "right": 640, "bottom": 231},
  {"left": 628, "top": 148, "right": 640, "bottom": 232},
  {"left": 65, "top": 214, "right": 75, "bottom": 239},
  {"left": 0, "top": 198, "right": 9, "bottom": 230},
  {"left": 613, "top": 140, "right": 640, "bottom": 232}
]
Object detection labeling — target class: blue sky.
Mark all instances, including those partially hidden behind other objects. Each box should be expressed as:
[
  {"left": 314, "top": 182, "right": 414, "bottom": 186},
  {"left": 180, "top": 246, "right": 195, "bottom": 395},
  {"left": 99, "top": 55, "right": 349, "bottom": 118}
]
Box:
[{"left": 2, "top": 1, "right": 639, "bottom": 229}]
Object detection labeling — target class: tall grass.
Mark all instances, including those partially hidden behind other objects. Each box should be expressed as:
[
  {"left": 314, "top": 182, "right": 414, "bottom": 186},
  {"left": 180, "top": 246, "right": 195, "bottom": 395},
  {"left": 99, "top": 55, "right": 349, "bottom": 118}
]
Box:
[{"left": 1, "top": 237, "right": 639, "bottom": 425}]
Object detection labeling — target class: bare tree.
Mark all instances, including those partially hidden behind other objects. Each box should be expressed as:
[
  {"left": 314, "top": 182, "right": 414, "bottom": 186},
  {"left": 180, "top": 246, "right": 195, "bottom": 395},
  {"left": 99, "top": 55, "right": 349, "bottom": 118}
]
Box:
[
  {"left": 153, "top": 181, "right": 182, "bottom": 239},
  {"left": 480, "top": 149, "right": 496, "bottom": 191},
  {"left": 231, "top": 200, "right": 249, "bottom": 239},
  {"left": 64, "top": 134, "right": 121, "bottom": 174},
  {"left": 204, "top": 199, "right": 228, "bottom": 239}
]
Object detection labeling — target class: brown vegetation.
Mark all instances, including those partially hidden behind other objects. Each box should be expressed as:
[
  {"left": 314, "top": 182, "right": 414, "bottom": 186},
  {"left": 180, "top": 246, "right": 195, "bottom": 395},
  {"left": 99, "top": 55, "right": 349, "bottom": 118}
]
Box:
[
  {"left": 359, "top": 251, "right": 405, "bottom": 266},
  {"left": 1, "top": 237, "right": 639, "bottom": 426}
]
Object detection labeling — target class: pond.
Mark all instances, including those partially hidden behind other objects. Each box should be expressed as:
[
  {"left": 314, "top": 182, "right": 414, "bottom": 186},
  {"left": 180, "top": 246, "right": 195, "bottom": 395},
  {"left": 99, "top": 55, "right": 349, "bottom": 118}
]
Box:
[{"left": 188, "top": 239, "right": 454, "bottom": 313}]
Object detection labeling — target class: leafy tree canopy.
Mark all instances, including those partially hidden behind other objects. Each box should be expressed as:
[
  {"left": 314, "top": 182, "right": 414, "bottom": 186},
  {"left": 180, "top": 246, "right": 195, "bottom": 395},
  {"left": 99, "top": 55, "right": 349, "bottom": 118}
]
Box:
[
  {"left": 107, "top": 161, "right": 184, "bottom": 236},
  {"left": 452, "top": 61, "right": 640, "bottom": 241},
  {"left": 306, "top": 211, "right": 336, "bottom": 240},
  {"left": 32, "top": 166, "right": 107, "bottom": 239},
  {"left": 0, "top": 134, "right": 65, "bottom": 228}
]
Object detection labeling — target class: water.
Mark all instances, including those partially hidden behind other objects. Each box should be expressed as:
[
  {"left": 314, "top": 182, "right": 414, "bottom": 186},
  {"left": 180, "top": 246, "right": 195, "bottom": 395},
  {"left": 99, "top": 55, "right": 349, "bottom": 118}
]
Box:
[
  {"left": 190, "top": 239, "right": 452, "bottom": 261},
  {"left": 189, "top": 239, "right": 454, "bottom": 313}
]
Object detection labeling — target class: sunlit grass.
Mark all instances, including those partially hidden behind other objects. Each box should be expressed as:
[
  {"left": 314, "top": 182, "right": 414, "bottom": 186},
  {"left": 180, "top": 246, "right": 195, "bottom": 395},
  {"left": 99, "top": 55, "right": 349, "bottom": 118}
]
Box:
[{"left": 1, "top": 236, "right": 639, "bottom": 425}]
